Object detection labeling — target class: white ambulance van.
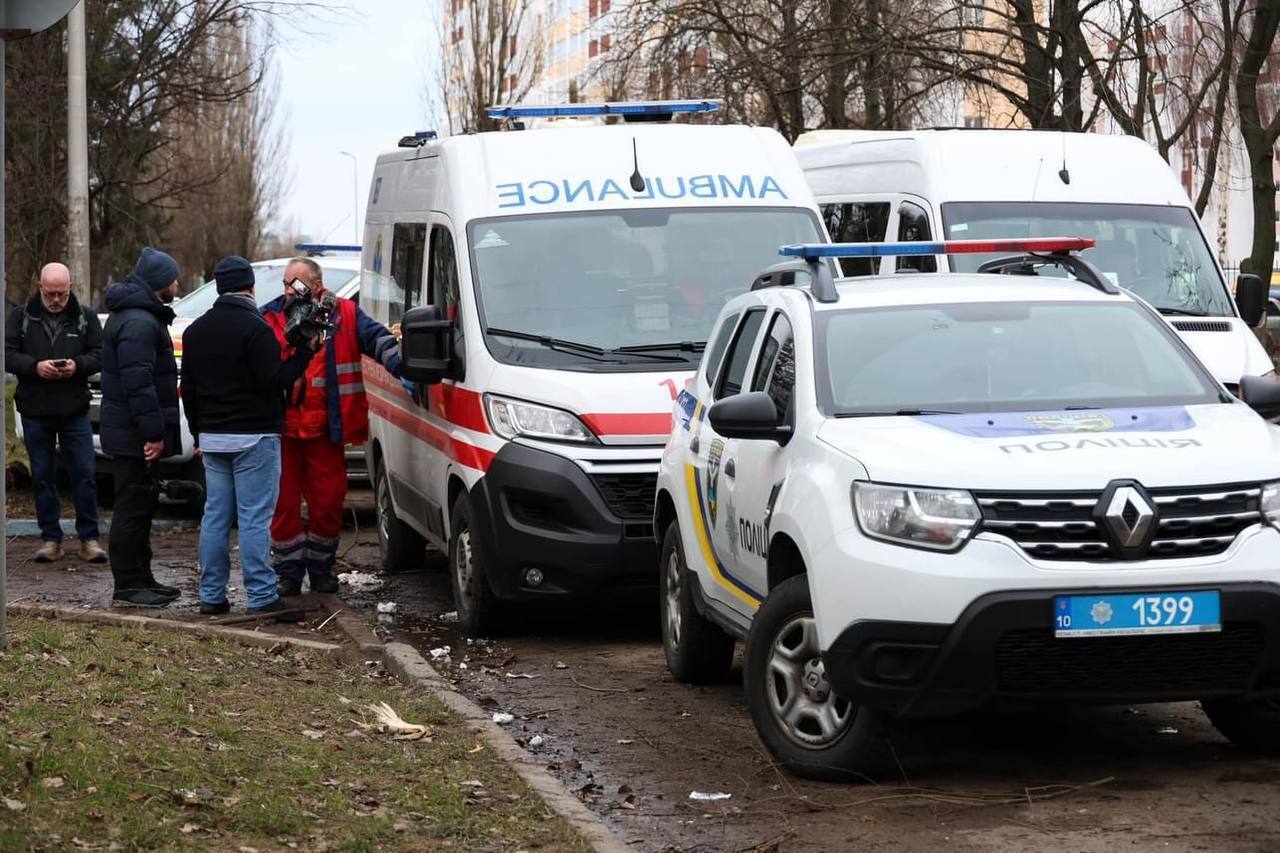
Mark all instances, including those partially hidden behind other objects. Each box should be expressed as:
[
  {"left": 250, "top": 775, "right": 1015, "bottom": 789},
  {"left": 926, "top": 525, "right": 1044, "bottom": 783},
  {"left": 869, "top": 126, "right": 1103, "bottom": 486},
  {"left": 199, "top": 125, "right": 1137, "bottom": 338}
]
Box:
[
  {"left": 793, "top": 129, "right": 1273, "bottom": 391},
  {"left": 363, "top": 101, "right": 825, "bottom": 634}
]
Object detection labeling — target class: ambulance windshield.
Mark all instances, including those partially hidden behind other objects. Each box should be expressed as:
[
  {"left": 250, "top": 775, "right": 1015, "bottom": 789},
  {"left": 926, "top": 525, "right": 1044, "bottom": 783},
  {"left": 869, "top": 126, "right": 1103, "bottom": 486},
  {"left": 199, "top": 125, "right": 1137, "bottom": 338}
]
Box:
[
  {"left": 942, "top": 202, "right": 1233, "bottom": 317},
  {"left": 469, "top": 208, "right": 821, "bottom": 367}
]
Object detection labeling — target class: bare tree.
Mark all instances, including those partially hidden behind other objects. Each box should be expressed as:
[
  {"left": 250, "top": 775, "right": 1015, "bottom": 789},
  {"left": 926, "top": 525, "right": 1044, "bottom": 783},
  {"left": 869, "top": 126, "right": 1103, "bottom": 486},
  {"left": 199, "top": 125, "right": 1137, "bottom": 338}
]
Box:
[{"left": 440, "top": 0, "right": 546, "bottom": 133}]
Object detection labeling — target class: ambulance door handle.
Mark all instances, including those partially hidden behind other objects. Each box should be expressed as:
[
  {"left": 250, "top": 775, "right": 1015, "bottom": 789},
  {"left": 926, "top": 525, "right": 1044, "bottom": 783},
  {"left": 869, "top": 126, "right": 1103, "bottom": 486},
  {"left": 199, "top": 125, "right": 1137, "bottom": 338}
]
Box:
[{"left": 725, "top": 459, "right": 736, "bottom": 480}]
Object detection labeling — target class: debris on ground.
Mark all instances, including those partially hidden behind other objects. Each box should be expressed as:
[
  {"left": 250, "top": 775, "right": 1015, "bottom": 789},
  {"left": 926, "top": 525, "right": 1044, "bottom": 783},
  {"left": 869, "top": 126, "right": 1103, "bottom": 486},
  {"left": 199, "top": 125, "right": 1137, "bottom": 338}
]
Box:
[
  {"left": 492, "top": 712, "right": 515, "bottom": 725},
  {"left": 438, "top": 611, "right": 459, "bottom": 623},
  {"left": 689, "top": 791, "right": 732, "bottom": 802},
  {"left": 376, "top": 601, "right": 398, "bottom": 614},
  {"left": 361, "top": 702, "right": 432, "bottom": 740},
  {"left": 429, "top": 646, "right": 451, "bottom": 660},
  {"left": 529, "top": 735, "right": 545, "bottom": 748},
  {"left": 337, "top": 570, "right": 383, "bottom": 591}
]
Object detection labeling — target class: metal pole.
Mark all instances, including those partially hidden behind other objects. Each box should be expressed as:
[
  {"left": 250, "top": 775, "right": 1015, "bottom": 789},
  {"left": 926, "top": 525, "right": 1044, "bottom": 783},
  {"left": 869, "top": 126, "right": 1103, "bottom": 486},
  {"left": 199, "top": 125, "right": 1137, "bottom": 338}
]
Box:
[
  {"left": 339, "top": 150, "right": 358, "bottom": 244},
  {"left": 66, "top": 0, "right": 89, "bottom": 305},
  {"left": 2, "top": 37, "right": 9, "bottom": 650}
]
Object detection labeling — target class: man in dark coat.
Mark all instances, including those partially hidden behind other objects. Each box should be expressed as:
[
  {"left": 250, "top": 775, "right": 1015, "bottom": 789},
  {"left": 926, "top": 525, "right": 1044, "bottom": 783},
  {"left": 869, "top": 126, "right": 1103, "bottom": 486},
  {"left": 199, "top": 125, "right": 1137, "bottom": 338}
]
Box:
[
  {"left": 99, "top": 247, "right": 183, "bottom": 607},
  {"left": 4, "top": 262, "right": 106, "bottom": 563}
]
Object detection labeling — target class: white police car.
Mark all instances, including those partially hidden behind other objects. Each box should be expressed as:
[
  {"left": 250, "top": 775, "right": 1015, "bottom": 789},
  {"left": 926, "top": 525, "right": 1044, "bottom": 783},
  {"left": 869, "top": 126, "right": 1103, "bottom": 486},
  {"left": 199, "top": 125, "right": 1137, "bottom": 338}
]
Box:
[{"left": 654, "top": 237, "right": 1280, "bottom": 780}]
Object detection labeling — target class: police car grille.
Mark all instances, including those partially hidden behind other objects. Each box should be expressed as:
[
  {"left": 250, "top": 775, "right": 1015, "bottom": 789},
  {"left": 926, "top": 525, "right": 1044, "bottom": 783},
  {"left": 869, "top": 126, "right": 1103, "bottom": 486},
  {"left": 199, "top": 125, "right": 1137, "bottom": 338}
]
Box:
[
  {"left": 995, "top": 624, "right": 1264, "bottom": 695},
  {"left": 591, "top": 473, "right": 658, "bottom": 519},
  {"left": 976, "top": 484, "right": 1262, "bottom": 561}
]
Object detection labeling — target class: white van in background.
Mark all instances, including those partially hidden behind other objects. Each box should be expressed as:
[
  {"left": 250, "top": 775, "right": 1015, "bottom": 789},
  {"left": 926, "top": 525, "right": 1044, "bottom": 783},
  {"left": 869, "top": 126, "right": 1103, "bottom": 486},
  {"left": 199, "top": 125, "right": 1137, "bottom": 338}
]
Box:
[
  {"left": 794, "top": 129, "right": 1273, "bottom": 390},
  {"left": 363, "top": 101, "right": 826, "bottom": 635}
]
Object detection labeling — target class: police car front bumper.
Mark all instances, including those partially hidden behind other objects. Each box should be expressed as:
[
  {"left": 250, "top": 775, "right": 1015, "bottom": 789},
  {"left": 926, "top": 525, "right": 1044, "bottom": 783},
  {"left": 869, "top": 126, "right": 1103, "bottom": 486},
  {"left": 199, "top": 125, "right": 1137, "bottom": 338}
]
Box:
[
  {"left": 467, "top": 441, "right": 658, "bottom": 599},
  {"left": 822, "top": 582, "right": 1280, "bottom": 718}
]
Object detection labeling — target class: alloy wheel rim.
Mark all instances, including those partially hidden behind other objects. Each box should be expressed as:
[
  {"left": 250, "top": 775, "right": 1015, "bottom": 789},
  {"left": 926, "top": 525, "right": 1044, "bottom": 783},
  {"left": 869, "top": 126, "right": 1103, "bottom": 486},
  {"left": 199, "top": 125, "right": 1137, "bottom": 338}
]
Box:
[
  {"left": 376, "top": 475, "right": 392, "bottom": 549},
  {"left": 765, "top": 613, "right": 854, "bottom": 749},
  {"left": 665, "top": 550, "right": 682, "bottom": 650}
]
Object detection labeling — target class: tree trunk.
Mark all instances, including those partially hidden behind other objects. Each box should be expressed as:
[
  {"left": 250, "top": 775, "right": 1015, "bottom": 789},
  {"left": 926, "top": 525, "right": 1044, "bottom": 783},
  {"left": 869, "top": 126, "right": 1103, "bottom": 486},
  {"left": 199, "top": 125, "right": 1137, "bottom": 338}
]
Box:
[{"left": 1235, "top": 0, "right": 1280, "bottom": 277}]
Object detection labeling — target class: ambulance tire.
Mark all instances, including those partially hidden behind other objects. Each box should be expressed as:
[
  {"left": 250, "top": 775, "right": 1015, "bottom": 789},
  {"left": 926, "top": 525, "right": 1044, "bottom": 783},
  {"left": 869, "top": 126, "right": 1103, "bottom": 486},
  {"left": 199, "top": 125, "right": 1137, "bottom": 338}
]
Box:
[
  {"left": 449, "top": 493, "right": 505, "bottom": 637},
  {"left": 660, "top": 522, "right": 735, "bottom": 684},
  {"left": 744, "top": 575, "right": 881, "bottom": 782},
  {"left": 1203, "top": 696, "right": 1280, "bottom": 755},
  {"left": 374, "top": 458, "right": 425, "bottom": 573}
]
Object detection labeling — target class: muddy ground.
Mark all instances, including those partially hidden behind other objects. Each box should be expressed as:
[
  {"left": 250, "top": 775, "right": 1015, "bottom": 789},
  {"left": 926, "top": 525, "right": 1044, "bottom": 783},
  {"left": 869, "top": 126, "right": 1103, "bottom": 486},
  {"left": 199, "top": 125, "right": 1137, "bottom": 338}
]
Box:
[{"left": 9, "top": 486, "right": 1280, "bottom": 852}]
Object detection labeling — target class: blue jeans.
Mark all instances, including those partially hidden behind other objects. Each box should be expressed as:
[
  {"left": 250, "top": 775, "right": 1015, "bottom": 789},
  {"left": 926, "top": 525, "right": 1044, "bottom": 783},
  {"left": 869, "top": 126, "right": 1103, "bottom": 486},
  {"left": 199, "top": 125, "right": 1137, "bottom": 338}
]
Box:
[
  {"left": 21, "top": 413, "right": 100, "bottom": 542},
  {"left": 198, "top": 436, "right": 282, "bottom": 609}
]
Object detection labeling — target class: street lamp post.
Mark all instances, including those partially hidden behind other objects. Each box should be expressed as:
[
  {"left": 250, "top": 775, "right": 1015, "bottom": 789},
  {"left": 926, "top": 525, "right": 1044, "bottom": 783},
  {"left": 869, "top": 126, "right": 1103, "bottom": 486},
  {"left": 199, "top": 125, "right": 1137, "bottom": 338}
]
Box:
[{"left": 338, "top": 151, "right": 358, "bottom": 245}]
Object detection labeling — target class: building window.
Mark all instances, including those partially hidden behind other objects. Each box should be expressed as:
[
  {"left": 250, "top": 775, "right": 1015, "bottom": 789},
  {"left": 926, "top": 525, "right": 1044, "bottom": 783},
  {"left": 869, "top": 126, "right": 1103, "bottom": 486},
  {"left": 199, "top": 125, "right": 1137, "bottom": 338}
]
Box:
[
  {"left": 600, "top": 33, "right": 610, "bottom": 52},
  {"left": 589, "top": 38, "right": 598, "bottom": 57},
  {"left": 589, "top": 0, "right": 597, "bottom": 16},
  {"left": 601, "top": 0, "right": 610, "bottom": 12}
]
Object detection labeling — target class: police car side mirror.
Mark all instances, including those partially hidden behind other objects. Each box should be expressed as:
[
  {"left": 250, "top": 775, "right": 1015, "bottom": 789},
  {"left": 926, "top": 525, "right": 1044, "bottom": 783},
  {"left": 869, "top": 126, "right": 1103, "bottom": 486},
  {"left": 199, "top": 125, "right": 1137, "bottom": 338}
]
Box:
[
  {"left": 400, "top": 305, "right": 453, "bottom": 385},
  {"left": 1235, "top": 274, "right": 1265, "bottom": 328},
  {"left": 708, "top": 392, "right": 791, "bottom": 444},
  {"left": 1240, "top": 374, "right": 1280, "bottom": 419}
]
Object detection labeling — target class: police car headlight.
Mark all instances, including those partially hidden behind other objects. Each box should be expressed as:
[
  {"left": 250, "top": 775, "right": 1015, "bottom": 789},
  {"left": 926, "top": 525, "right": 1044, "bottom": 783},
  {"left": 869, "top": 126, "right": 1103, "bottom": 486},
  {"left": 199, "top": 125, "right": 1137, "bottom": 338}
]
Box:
[
  {"left": 1260, "top": 481, "right": 1280, "bottom": 528},
  {"left": 852, "top": 481, "right": 981, "bottom": 551},
  {"left": 485, "top": 394, "right": 597, "bottom": 444}
]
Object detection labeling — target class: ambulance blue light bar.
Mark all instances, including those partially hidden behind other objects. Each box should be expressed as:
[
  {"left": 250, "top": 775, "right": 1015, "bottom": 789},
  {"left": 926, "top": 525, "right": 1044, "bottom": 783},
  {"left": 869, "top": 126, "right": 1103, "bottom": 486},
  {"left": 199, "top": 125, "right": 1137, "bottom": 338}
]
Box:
[
  {"left": 294, "top": 243, "right": 362, "bottom": 255},
  {"left": 779, "top": 237, "right": 1096, "bottom": 260},
  {"left": 485, "top": 99, "right": 721, "bottom": 119}
]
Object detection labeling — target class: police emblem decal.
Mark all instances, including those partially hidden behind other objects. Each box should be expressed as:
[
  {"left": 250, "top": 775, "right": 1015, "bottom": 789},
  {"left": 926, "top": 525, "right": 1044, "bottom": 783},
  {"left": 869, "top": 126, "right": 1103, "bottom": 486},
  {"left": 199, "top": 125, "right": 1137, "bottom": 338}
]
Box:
[
  {"left": 1023, "top": 412, "right": 1116, "bottom": 433},
  {"left": 707, "top": 439, "right": 724, "bottom": 526}
]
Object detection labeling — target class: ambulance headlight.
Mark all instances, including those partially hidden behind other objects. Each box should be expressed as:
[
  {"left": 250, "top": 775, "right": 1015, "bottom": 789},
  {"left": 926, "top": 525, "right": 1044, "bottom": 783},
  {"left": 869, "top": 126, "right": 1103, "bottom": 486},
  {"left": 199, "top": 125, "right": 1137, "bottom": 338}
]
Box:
[
  {"left": 852, "top": 481, "right": 981, "bottom": 551},
  {"left": 485, "top": 394, "right": 598, "bottom": 444},
  {"left": 1260, "top": 481, "right": 1280, "bottom": 528}
]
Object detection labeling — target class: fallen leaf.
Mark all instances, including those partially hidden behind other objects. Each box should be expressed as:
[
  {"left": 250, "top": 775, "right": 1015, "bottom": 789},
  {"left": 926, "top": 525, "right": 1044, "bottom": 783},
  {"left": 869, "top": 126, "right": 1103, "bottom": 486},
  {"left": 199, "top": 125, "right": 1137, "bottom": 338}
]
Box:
[
  {"left": 2, "top": 798, "right": 25, "bottom": 812},
  {"left": 562, "top": 758, "right": 582, "bottom": 772},
  {"left": 41, "top": 776, "right": 65, "bottom": 789},
  {"left": 128, "top": 792, "right": 147, "bottom": 802},
  {"left": 617, "top": 739, "right": 634, "bottom": 745},
  {"left": 468, "top": 743, "right": 485, "bottom": 754},
  {"left": 181, "top": 823, "right": 200, "bottom": 834},
  {"left": 554, "top": 661, "right": 568, "bottom": 670},
  {"left": 301, "top": 730, "right": 326, "bottom": 740}
]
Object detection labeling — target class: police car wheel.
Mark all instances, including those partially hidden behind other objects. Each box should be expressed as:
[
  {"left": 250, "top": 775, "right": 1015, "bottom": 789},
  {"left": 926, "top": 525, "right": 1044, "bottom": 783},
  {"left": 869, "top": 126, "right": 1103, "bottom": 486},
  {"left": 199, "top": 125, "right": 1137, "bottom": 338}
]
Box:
[
  {"left": 660, "top": 522, "right": 735, "bottom": 684},
  {"left": 1203, "top": 696, "right": 1280, "bottom": 755},
  {"left": 744, "top": 575, "right": 880, "bottom": 782},
  {"left": 374, "top": 459, "right": 425, "bottom": 573},
  {"left": 449, "top": 493, "right": 502, "bottom": 636}
]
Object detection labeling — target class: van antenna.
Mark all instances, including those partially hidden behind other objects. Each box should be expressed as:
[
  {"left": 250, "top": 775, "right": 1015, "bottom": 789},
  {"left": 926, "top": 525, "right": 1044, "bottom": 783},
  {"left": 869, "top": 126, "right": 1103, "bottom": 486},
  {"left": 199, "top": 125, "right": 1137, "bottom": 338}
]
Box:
[
  {"left": 1030, "top": 156, "right": 1045, "bottom": 201},
  {"left": 628, "top": 138, "right": 646, "bottom": 192},
  {"left": 1058, "top": 132, "right": 1071, "bottom": 185}
]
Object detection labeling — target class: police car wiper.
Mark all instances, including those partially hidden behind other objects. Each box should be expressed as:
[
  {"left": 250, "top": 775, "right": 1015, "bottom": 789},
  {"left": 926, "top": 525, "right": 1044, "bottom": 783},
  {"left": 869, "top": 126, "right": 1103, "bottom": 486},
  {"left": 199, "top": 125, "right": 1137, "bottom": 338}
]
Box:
[
  {"left": 1157, "top": 307, "right": 1210, "bottom": 317},
  {"left": 837, "top": 408, "right": 963, "bottom": 417},
  {"left": 484, "top": 327, "right": 621, "bottom": 361},
  {"left": 615, "top": 340, "right": 706, "bottom": 353}
]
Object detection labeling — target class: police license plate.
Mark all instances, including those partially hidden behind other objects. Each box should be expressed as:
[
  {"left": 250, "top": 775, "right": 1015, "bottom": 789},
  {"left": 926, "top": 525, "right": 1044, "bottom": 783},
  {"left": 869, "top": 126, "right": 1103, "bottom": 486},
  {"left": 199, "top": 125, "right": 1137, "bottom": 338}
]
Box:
[{"left": 1054, "top": 591, "right": 1221, "bottom": 638}]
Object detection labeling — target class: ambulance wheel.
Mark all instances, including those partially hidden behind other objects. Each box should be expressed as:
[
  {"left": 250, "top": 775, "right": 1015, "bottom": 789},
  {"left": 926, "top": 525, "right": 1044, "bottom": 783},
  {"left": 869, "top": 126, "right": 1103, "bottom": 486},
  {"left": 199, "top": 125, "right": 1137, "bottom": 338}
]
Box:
[
  {"left": 449, "top": 493, "right": 503, "bottom": 636},
  {"left": 660, "top": 522, "right": 734, "bottom": 684},
  {"left": 744, "top": 575, "right": 880, "bottom": 782},
  {"left": 1203, "top": 696, "right": 1280, "bottom": 755},
  {"left": 374, "top": 459, "right": 425, "bottom": 573}
]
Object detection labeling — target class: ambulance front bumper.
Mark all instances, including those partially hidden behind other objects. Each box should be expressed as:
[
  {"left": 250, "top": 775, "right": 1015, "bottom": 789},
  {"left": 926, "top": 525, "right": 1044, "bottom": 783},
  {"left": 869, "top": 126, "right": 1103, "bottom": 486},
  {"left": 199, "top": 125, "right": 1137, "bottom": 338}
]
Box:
[{"left": 468, "top": 441, "right": 659, "bottom": 599}]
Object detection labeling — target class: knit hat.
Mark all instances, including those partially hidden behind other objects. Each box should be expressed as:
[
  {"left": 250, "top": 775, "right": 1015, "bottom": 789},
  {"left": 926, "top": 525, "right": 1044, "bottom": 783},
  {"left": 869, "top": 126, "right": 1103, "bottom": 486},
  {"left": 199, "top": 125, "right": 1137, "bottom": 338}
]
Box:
[
  {"left": 214, "top": 255, "right": 256, "bottom": 294},
  {"left": 131, "top": 247, "right": 180, "bottom": 291}
]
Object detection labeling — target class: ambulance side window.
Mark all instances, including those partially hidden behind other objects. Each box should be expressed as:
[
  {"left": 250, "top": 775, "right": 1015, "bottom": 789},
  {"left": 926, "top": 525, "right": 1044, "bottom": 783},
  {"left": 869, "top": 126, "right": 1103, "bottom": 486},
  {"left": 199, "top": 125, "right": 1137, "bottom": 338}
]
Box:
[
  {"left": 822, "top": 202, "right": 890, "bottom": 277},
  {"left": 428, "top": 225, "right": 461, "bottom": 322},
  {"left": 750, "top": 313, "right": 795, "bottom": 421},
  {"left": 715, "top": 309, "right": 765, "bottom": 400},
  {"left": 895, "top": 202, "right": 937, "bottom": 273},
  {"left": 702, "top": 312, "right": 740, "bottom": 389},
  {"left": 389, "top": 223, "right": 427, "bottom": 325}
]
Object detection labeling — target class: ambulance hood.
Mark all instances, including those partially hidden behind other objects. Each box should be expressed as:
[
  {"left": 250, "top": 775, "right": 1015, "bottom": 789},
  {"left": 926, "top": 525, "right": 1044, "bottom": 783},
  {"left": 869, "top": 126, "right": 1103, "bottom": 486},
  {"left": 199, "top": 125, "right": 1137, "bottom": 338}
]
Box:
[{"left": 817, "top": 403, "right": 1280, "bottom": 491}]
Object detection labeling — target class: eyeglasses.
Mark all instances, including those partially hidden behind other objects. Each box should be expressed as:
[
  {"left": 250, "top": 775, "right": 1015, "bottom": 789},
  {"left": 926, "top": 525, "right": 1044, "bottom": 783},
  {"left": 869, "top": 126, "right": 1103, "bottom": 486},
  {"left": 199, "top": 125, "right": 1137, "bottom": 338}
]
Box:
[{"left": 40, "top": 289, "right": 70, "bottom": 299}]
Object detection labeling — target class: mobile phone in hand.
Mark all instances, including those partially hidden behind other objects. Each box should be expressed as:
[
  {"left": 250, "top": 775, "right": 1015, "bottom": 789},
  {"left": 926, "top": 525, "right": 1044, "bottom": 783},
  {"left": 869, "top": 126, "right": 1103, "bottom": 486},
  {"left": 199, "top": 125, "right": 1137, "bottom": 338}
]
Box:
[{"left": 52, "top": 359, "right": 69, "bottom": 368}]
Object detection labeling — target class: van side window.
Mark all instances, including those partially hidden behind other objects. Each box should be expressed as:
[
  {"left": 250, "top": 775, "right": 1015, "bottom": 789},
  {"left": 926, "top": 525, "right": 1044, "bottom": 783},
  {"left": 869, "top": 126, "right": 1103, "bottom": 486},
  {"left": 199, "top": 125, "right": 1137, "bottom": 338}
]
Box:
[
  {"left": 750, "top": 313, "right": 795, "bottom": 420},
  {"left": 428, "top": 225, "right": 461, "bottom": 321},
  {"left": 389, "top": 223, "right": 427, "bottom": 325},
  {"left": 821, "top": 202, "right": 890, "bottom": 277},
  {"left": 896, "top": 202, "right": 937, "bottom": 273},
  {"left": 716, "top": 309, "right": 765, "bottom": 399},
  {"left": 702, "top": 312, "right": 740, "bottom": 388}
]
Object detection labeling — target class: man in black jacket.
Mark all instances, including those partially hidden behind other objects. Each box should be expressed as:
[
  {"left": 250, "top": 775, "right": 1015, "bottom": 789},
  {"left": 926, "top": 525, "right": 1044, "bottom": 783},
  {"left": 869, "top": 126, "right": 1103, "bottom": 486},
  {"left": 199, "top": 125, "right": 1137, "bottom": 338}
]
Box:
[
  {"left": 100, "top": 247, "right": 183, "bottom": 607},
  {"left": 4, "top": 262, "right": 106, "bottom": 563},
  {"left": 181, "top": 256, "right": 315, "bottom": 620}
]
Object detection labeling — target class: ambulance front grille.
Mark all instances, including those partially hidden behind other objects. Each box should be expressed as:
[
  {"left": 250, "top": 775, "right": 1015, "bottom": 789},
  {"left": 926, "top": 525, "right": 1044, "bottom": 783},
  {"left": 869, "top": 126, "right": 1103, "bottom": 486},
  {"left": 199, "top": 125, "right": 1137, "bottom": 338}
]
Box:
[
  {"left": 976, "top": 484, "right": 1263, "bottom": 561},
  {"left": 591, "top": 473, "right": 658, "bottom": 520}
]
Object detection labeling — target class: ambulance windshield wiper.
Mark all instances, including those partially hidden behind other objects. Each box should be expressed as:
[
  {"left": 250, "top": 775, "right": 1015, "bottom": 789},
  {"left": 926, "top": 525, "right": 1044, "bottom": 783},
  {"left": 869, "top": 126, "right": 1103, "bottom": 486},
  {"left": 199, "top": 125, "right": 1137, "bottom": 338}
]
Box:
[
  {"left": 485, "top": 327, "right": 623, "bottom": 362},
  {"left": 614, "top": 340, "right": 705, "bottom": 356}
]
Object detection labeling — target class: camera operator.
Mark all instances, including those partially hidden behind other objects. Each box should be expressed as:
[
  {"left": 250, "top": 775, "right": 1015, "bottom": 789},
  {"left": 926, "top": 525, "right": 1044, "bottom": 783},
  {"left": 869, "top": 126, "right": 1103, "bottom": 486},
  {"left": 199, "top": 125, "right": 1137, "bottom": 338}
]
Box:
[{"left": 261, "top": 257, "right": 403, "bottom": 596}]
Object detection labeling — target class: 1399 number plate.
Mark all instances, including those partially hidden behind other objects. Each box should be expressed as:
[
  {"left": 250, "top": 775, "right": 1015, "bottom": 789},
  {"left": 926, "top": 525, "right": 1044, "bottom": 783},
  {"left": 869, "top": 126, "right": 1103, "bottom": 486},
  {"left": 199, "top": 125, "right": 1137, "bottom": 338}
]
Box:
[{"left": 1054, "top": 591, "right": 1221, "bottom": 638}]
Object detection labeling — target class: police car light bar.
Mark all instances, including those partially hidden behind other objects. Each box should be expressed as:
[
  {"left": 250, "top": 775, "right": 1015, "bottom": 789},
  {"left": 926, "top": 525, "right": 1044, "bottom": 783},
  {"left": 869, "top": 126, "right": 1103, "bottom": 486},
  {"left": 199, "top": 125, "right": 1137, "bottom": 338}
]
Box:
[
  {"left": 779, "top": 237, "right": 1095, "bottom": 260},
  {"left": 485, "top": 99, "right": 721, "bottom": 120},
  {"left": 294, "top": 243, "right": 362, "bottom": 256}
]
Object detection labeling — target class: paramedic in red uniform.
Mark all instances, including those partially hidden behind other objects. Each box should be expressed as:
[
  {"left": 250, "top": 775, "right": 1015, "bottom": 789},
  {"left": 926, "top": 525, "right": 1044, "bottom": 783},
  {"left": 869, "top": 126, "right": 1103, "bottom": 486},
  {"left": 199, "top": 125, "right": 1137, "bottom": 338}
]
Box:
[{"left": 261, "top": 256, "right": 403, "bottom": 595}]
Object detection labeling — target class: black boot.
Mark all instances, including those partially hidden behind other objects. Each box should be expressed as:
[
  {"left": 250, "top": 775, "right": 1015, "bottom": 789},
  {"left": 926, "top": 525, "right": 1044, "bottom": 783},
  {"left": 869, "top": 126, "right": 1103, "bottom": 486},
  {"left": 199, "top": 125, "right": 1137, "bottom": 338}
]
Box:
[
  {"left": 199, "top": 600, "right": 231, "bottom": 615},
  {"left": 112, "top": 589, "right": 173, "bottom": 608},
  {"left": 247, "top": 599, "right": 304, "bottom": 623},
  {"left": 309, "top": 572, "right": 339, "bottom": 594},
  {"left": 145, "top": 577, "right": 181, "bottom": 599},
  {"left": 278, "top": 576, "right": 304, "bottom": 597}
]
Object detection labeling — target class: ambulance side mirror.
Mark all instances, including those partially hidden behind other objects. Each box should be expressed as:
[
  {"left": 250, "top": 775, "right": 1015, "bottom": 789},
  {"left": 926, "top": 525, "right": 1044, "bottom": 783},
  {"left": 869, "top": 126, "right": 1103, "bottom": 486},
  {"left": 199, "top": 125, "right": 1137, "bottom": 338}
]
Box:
[
  {"left": 708, "top": 392, "right": 792, "bottom": 444},
  {"left": 1235, "top": 274, "right": 1265, "bottom": 328},
  {"left": 1240, "top": 374, "right": 1280, "bottom": 420},
  {"left": 400, "top": 305, "right": 453, "bottom": 385}
]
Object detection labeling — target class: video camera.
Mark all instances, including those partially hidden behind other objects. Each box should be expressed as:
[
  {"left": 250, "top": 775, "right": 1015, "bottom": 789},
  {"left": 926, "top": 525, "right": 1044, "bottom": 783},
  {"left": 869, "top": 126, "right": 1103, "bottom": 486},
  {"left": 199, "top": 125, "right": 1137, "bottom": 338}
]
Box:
[{"left": 283, "top": 279, "right": 337, "bottom": 350}]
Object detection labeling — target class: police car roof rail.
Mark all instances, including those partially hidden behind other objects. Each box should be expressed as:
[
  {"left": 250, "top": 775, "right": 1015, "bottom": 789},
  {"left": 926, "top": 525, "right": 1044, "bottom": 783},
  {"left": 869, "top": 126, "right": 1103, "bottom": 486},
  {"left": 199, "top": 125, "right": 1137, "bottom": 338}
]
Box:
[
  {"left": 398, "top": 130, "right": 438, "bottom": 147},
  {"left": 751, "top": 259, "right": 839, "bottom": 303},
  {"left": 975, "top": 252, "right": 1117, "bottom": 294},
  {"left": 485, "top": 99, "right": 721, "bottom": 128},
  {"left": 294, "top": 243, "right": 362, "bottom": 256}
]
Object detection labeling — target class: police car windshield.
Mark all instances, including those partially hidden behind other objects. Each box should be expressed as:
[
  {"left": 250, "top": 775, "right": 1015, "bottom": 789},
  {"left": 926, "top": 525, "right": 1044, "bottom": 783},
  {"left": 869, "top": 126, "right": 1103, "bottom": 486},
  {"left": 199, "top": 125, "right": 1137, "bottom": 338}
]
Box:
[
  {"left": 469, "top": 208, "right": 822, "bottom": 367},
  {"left": 818, "top": 301, "right": 1224, "bottom": 416},
  {"left": 942, "top": 202, "right": 1232, "bottom": 317},
  {"left": 173, "top": 265, "right": 358, "bottom": 319}
]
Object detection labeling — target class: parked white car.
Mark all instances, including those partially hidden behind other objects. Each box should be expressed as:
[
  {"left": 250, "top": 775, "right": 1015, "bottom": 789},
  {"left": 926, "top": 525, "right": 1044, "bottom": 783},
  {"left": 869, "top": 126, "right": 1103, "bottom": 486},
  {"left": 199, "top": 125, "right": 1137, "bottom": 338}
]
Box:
[{"left": 655, "top": 237, "right": 1280, "bottom": 780}]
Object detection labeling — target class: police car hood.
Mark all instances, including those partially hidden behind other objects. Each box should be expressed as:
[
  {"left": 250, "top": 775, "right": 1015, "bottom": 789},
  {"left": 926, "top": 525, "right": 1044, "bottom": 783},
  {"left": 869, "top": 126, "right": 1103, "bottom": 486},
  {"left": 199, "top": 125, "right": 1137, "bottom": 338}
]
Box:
[{"left": 817, "top": 404, "right": 1280, "bottom": 490}]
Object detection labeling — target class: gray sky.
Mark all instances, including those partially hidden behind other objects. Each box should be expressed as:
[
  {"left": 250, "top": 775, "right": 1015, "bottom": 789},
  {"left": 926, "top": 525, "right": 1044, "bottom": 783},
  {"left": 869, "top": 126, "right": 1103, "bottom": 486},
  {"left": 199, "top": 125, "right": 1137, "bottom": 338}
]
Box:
[{"left": 273, "top": 0, "right": 439, "bottom": 245}]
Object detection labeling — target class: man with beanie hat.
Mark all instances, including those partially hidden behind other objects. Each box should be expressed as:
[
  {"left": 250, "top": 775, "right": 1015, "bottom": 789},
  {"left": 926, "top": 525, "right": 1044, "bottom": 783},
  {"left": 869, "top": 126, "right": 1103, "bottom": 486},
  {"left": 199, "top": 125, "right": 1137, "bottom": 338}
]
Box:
[
  {"left": 181, "top": 256, "right": 316, "bottom": 620},
  {"left": 100, "top": 247, "right": 183, "bottom": 607}
]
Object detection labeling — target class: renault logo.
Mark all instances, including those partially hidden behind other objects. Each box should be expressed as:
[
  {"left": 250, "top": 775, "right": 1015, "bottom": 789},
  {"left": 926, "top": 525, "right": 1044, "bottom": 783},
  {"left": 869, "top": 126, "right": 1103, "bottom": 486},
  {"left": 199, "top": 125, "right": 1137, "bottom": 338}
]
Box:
[{"left": 1102, "top": 485, "right": 1155, "bottom": 549}]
